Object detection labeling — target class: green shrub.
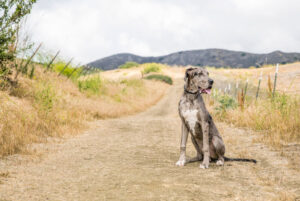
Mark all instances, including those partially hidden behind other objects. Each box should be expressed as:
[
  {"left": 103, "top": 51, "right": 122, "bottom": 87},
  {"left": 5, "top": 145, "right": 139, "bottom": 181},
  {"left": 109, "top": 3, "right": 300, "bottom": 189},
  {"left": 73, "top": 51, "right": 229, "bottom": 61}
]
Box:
[
  {"left": 52, "top": 62, "right": 82, "bottom": 78},
  {"left": 144, "top": 74, "right": 173, "bottom": 85},
  {"left": 118, "top": 61, "right": 139, "bottom": 69},
  {"left": 142, "top": 63, "right": 161, "bottom": 74},
  {"left": 77, "top": 76, "right": 102, "bottom": 95},
  {"left": 0, "top": 0, "right": 37, "bottom": 82},
  {"left": 215, "top": 94, "right": 237, "bottom": 113},
  {"left": 34, "top": 82, "right": 56, "bottom": 111}
]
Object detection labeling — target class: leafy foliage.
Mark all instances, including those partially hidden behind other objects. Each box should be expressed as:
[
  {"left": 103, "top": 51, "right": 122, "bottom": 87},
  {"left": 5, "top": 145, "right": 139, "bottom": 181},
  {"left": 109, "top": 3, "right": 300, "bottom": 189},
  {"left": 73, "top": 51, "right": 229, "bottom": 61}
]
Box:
[
  {"left": 144, "top": 74, "right": 173, "bottom": 85},
  {"left": 214, "top": 94, "right": 237, "bottom": 115},
  {"left": 77, "top": 76, "right": 102, "bottom": 95},
  {"left": 52, "top": 62, "right": 83, "bottom": 78},
  {"left": 0, "top": 0, "right": 36, "bottom": 84},
  {"left": 142, "top": 63, "right": 161, "bottom": 74},
  {"left": 118, "top": 61, "right": 139, "bottom": 69}
]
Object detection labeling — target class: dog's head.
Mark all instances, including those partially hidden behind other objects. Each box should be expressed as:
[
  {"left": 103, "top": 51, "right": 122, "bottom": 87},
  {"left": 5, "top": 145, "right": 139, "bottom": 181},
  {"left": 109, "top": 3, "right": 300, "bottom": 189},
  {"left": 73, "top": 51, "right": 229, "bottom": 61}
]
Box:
[{"left": 184, "top": 67, "right": 213, "bottom": 94}]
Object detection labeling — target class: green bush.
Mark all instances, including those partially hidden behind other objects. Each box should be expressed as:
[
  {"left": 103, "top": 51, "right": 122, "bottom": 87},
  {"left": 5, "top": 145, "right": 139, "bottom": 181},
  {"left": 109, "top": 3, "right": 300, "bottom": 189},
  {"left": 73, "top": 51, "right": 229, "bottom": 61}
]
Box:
[
  {"left": 215, "top": 94, "right": 237, "bottom": 113},
  {"left": 118, "top": 61, "right": 139, "bottom": 69},
  {"left": 53, "top": 62, "right": 82, "bottom": 78},
  {"left": 142, "top": 63, "right": 161, "bottom": 74},
  {"left": 34, "top": 82, "right": 56, "bottom": 112},
  {"left": 144, "top": 74, "right": 173, "bottom": 85},
  {"left": 0, "top": 0, "right": 37, "bottom": 86},
  {"left": 77, "top": 76, "right": 102, "bottom": 95}
]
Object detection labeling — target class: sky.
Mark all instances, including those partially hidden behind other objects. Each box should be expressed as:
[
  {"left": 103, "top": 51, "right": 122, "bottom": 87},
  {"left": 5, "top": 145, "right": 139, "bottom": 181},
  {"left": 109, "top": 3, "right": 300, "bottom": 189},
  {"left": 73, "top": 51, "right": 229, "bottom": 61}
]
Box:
[{"left": 26, "top": 0, "right": 300, "bottom": 64}]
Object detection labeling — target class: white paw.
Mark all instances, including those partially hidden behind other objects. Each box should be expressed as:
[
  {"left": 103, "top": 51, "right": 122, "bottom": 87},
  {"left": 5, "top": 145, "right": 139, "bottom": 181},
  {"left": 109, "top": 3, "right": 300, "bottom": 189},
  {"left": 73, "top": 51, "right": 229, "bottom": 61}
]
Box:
[
  {"left": 176, "top": 159, "right": 186, "bottom": 166},
  {"left": 216, "top": 160, "right": 224, "bottom": 166},
  {"left": 200, "top": 163, "right": 209, "bottom": 169}
]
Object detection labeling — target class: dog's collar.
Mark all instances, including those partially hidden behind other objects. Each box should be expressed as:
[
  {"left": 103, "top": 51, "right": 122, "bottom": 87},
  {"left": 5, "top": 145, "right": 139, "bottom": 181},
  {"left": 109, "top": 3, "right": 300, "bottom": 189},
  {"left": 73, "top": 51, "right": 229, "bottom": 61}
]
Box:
[{"left": 184, "top": 86, "right": 199, "bottom": 95}]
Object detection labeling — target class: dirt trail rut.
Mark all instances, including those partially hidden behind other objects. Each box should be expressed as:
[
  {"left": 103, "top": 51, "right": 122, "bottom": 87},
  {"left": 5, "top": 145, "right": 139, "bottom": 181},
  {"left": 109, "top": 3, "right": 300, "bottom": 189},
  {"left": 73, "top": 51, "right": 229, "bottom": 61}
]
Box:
[{"left": 0, "top": 80, "right": 299, "bottom": 201}]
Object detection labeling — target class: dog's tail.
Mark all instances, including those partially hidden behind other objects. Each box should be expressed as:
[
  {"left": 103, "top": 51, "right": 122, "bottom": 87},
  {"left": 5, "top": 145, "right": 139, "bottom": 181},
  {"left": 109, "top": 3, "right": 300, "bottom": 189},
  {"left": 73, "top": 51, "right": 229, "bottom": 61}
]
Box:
[{"left": 224, "top": 156, "right": 257, "bottom": 164}]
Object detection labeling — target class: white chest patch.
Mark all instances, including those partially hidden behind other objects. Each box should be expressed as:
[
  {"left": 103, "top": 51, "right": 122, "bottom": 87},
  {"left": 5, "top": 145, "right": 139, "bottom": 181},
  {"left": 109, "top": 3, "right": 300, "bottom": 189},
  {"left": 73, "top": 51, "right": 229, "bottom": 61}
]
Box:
[{"left": 182, "top": 109, "right": 198, "bottom": 133}]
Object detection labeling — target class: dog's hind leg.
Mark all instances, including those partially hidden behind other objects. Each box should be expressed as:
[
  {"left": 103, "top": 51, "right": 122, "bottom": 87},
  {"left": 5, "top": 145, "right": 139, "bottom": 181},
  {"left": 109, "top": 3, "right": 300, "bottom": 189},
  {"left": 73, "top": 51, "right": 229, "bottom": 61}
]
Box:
[{"left": 212, "top": 135, "right": 225, "bottom": 166}]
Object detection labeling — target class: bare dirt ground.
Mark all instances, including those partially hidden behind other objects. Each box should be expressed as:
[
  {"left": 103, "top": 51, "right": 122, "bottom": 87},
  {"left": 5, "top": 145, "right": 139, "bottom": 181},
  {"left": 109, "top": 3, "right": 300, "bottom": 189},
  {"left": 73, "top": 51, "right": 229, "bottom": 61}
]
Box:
[{"left": 0, "top": 80, "right": 300, "bottom": 201}]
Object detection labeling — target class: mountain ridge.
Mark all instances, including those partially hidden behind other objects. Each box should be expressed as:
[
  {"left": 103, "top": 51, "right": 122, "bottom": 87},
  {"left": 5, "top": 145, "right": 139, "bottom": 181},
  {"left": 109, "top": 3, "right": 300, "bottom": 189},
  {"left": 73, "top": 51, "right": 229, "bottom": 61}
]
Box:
[{"left": 88, "top": 48, "right": 300, "bottom": 70}]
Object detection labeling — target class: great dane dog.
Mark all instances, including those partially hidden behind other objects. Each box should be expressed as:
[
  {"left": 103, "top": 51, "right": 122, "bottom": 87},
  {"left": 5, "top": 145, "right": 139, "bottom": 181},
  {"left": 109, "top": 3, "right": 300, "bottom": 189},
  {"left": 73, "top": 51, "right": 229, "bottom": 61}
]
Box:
[{"left": 176, "top": 67, "right": 256, "bottom": 169}]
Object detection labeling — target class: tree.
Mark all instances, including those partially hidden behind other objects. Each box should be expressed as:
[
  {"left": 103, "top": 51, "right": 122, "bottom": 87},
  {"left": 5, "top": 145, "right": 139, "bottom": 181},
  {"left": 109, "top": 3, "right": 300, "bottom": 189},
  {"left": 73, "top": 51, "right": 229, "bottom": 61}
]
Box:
[{"left": 0, "top": 0, "right": 36, "bottom": 83}]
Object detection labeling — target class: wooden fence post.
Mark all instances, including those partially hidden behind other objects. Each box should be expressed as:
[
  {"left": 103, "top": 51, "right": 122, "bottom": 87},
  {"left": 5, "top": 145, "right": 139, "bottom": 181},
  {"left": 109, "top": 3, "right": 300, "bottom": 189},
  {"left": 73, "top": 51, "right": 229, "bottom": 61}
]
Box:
[
  {"left": 45, "top": 50, "right": 60, "bottom": 72},
  {"left": 272, "top": 63, "right": 278, "bottom": 98},
  {"left": 14, "top": 43, "right": 42, "bottom": 81},
  {"left": 234, "top": 81, "right": 239, "bottom": 99},
  {"left": 67, "top": 63, "right": 81, "bottom": 79},
  {"left": 77, "top": 66, "right": 87, "bottom": 77},
  {"left": 23, "top": 43, "right": 43, "bottom": 71},
  {"left": 256, "top": 72, "right": 262, "bottom": 101},
  {"left": 58, "top": 58, "right": 73, "bottom": 76},
  {"left": 243, "top": 78, "right": 248, "bottom": 103},
  {"left": 83, "top": 66, "right": 91, "bottom": 76}
]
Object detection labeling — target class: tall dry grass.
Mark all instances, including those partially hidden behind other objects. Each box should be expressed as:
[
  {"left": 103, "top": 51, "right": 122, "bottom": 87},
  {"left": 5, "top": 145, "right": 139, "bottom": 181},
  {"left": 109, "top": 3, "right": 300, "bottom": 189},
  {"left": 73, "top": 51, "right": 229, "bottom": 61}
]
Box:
[
  {"left": 0, "top": 65, "right": 168, "bottom": 156},
  {"left": 207, "top": 92, "right": 300, "bottom": 147}
]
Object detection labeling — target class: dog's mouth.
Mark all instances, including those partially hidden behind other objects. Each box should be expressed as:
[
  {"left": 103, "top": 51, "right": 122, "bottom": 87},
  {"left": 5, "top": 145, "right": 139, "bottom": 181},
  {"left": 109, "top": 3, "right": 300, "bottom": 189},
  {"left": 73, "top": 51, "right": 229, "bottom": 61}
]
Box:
[
  {"left": 201, "top": 89, "right": 211, "bottom": 94},
  {"left": 199, "top": 87, "right": 212, "bottom": 94}
]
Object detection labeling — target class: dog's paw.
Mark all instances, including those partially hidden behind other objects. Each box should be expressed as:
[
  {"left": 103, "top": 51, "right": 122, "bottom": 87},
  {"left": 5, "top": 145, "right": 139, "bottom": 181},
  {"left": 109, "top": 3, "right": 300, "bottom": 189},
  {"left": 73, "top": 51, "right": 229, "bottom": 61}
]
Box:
[
  {"left": 199, "top": 162, "right": 209, "bottom": 169},
  {"left": 175, "top": 159, "right": 186, "bottom": 167},
  {"left": 216, "top": 160, "right": 224, "bottom": 166}
]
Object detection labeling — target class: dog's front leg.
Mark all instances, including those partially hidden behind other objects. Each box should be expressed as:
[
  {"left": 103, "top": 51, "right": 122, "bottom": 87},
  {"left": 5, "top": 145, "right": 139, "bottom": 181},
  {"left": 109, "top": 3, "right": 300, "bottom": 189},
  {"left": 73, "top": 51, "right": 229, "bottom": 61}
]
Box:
[
  {"left": 200, "top": 121, "right": 210, "bottom": 169},
  {"left": 176, "top": 122, "right": 189, "bottom": 166}
]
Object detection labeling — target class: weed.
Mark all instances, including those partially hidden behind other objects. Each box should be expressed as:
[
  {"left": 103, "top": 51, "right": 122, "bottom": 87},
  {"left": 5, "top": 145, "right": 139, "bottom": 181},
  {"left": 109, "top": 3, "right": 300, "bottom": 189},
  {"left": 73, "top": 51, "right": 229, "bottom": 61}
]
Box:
[
  {"left": 216, "top": 94, "right": 237, "bottom": 111},
  {"left": 142, "top": 63, "right": 161, "bottom": 74},
  {"left": 144, "top": 74, "right": 173, "bottom": 85},
  {"left": 77, "top": 76, "right": 102, "bottom": 95},
  {"left": 119, "top": 61, "right": 139, "bottom": 69},
  {"left": 34, "top": 82, "right": 56, "bottom": 112},
  {"left": 53, "top": 62, "right": 81, "bottom": 78}
]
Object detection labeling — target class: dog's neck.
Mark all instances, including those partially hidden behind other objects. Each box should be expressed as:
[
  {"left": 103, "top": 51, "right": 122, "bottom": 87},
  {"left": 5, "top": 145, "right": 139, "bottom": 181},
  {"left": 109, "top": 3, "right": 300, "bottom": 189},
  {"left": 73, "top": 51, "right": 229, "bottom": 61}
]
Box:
[{"left": 184, "top": 85, "right": 201, "bottom": 101}]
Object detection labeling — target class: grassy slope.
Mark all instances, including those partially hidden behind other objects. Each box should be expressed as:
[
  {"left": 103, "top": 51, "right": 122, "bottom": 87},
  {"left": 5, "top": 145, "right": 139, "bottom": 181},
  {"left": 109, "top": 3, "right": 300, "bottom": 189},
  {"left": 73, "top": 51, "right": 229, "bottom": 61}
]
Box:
[
  {"left": 0, "top": 65, "right": 168, "bottom": 157},
  {"left": 206, "top": 63, "right": 300, "bottom": 147}
]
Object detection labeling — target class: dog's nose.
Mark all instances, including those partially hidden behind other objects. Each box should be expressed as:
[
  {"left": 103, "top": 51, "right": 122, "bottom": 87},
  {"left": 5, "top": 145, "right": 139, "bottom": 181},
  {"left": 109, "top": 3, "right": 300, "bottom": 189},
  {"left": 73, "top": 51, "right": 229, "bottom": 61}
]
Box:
[{"left": 209, "top": 79, "right": 214, "bottom": 85}]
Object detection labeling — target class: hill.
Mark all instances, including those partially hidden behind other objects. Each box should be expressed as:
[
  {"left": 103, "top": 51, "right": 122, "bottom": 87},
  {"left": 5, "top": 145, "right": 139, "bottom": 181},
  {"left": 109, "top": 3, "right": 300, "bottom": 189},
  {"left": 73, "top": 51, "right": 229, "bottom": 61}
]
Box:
[{"left": 88, "top": 49, "right": 300, "bottom": 70}]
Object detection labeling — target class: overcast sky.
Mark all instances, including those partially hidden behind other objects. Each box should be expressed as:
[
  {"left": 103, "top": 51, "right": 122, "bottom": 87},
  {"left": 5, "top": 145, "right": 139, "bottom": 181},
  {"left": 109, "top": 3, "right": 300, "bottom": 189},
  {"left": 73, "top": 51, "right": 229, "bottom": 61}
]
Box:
[{"left": 27, "top": 0, "right": 300, "bottom": 63}]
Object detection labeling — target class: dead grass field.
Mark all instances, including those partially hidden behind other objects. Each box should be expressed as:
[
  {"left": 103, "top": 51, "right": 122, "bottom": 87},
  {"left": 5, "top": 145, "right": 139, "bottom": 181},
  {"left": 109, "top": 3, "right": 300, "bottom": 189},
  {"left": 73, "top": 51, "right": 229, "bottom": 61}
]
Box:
[
  {"left": 0, "top": 64, "right": 299, "bottom": 200},
  {"left": 0, "top": 79, "right": 299, "bottom": 201},
  {"left": 208, "top": 62, "right": 300, "bottom": 94},
  {"left": 0, "top": 65, "right": 168, "bottom": 156},
  {"left": 203, "top": 63, "right": 300, "bottom": 148}
]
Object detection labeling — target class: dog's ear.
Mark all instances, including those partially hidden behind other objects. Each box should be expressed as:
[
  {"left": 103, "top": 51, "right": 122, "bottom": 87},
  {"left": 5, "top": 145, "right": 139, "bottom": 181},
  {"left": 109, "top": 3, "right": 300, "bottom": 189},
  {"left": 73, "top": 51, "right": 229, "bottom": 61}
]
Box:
[{"left": 184, "top": 68, "right": 195, "bottom": 81}]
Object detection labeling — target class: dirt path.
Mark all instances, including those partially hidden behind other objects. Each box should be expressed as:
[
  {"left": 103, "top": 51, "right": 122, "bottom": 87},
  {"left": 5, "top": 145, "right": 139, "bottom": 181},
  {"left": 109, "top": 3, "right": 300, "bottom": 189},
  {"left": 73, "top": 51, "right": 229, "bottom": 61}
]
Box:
[{"left": 0, "top": 80, "right": 299, "bottom": 201}]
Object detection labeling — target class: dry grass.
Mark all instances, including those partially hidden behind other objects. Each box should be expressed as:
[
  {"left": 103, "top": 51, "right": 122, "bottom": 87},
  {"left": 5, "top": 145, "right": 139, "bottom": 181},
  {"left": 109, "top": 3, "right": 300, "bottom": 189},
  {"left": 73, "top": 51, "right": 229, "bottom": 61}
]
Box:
[
  {"left": 208, "top": 62, "right": 300, "bottom": 94},
  {"left": 0, "top": 65, "right": 168, "bottom": 157},
  {"left": 203, "top": 62, "right": 300, "bottom": 147},
  {"left": 205, "top": 88, "right": 300, "bottom": 147},
  {"left": 214, "top": 96, "right": 299, "bottom": 146}
]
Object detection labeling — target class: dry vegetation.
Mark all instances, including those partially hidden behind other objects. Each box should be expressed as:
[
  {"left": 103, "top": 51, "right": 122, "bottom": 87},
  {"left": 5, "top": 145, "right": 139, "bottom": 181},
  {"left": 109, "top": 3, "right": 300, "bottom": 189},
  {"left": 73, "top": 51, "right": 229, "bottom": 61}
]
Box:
[
  {"left": 208, "top": 62, "right": 300, "bottom": 94},
  {"left": 206, "top": 94, "right": 300, "bottom": 147},
  {"left": 0, "top": 64, "right": 168, "bottom": 157},
  {"left": 205, "top": 63, "right": 300, "bottom": 147}
]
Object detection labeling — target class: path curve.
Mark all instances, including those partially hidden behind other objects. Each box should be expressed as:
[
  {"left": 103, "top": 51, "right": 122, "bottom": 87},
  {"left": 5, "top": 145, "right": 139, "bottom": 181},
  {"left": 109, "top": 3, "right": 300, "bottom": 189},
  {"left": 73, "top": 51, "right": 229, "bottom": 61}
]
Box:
[{"left": 0, "top": 80, "right": 299, "bottom": 201}]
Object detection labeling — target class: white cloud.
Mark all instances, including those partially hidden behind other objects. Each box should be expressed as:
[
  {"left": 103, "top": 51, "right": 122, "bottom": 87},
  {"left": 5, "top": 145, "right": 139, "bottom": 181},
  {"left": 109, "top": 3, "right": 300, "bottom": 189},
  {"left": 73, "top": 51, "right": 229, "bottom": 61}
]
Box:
[{"left": 27, "top": 0, "right": 300, "bottom": 64}]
